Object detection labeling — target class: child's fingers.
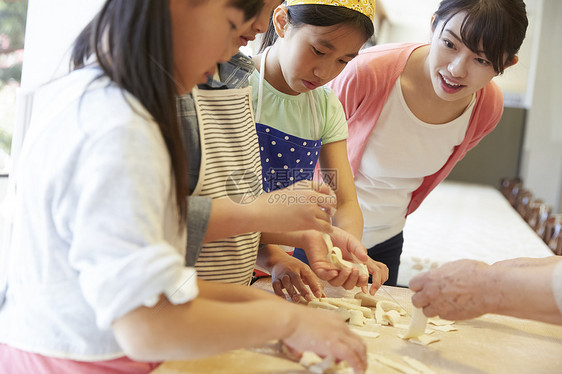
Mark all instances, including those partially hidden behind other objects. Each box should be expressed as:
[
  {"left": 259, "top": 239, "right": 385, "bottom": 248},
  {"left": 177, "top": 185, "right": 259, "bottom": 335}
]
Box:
[
  {"left": 280, "top": 274, "right": 305, "bottom": 303},
  {"left": 302, "top": 271, "right": 324, "bottom": 300},
  {"left": 313, "top": 214, "right": 334, "bottom": 234},
  {"left": 310, "top": 180, "right": 335, "bottom": 196},
  {"left": 366, "top": 260, "right": 388, "bottom": 292},
  {"left": 272, "top": 279, "right": 287, "bottom": 299},
  {"left": 287, "top": 273, "right": 315, "bottom": 302},
  {"left": 315, "top": 193, "right": 337, "bottom": 212},
  {"left": 309, "top": 264, "right": 338, "bottom": 283}
]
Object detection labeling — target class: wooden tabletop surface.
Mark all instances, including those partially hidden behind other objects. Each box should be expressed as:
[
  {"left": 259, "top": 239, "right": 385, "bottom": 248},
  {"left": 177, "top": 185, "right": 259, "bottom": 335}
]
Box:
[{"left": 152, "top": 277, "right": 562, "bottom": 373}]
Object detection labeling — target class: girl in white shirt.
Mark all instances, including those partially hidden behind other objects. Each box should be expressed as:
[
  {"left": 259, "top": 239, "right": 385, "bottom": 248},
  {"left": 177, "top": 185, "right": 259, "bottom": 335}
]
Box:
[{"left": 0, "top": 1, "right": 368, "bottom": 373}]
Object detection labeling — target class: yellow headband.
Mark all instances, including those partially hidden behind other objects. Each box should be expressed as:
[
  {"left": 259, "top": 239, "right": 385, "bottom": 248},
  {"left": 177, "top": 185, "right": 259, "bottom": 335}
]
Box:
[{"left": 286, "top": 0, "right": 375, "bottom": 22}]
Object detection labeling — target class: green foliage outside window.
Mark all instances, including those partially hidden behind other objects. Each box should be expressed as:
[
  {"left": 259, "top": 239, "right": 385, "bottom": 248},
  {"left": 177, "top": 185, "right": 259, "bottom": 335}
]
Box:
[{"left": 0, "top": 0, "right": 28, "bottom": 158}]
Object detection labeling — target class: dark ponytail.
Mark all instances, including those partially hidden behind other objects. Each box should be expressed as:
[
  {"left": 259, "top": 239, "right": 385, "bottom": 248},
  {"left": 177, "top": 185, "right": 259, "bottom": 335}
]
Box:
[
  {"left": 71, "top": 0, "right": 263, "bottom": 223},
  {"left": 72, "top": 0, "right": 189, "bottom": 222}
]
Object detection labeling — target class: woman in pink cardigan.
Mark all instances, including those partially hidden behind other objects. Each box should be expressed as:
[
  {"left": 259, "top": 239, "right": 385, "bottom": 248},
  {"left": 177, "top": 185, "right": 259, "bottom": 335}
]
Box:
[{"left": 328, "top": 0, "right": 528, "bottom": 285}]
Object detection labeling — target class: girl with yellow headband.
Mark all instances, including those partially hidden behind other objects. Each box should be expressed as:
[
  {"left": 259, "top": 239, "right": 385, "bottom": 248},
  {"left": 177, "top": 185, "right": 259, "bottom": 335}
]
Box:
[{"left": 250, "top": 0, "right": 389, "bottom": 290}]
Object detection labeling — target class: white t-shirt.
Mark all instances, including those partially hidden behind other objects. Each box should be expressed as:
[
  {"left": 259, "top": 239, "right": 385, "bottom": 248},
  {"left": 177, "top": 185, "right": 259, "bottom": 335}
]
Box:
[
  {"left": 355, "top": 77, "right": 475, "bottom": 247},
  {"left": 0, "top": 66, "right": 198, "bottom": 360}
]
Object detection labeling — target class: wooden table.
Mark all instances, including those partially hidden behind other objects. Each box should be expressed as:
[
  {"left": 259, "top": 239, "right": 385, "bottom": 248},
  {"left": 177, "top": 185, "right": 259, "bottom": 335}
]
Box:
[{"left": 152, "top": 278, "right": 562, "bottom": 374}]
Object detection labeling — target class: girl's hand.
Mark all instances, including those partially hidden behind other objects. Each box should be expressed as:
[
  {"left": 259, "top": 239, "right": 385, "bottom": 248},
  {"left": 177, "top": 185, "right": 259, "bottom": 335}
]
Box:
[
  {"left": 270, "top": 254, "right": 325, "bottom": 302},
  {"left": 255, "top": 180, "right": 337, "bottom": 234},
  {"left": 302, "top": 227, "right": 389, "bottom": 294},
  {"left": 283, "top": 305, "right": 367, "bottom": 374}
]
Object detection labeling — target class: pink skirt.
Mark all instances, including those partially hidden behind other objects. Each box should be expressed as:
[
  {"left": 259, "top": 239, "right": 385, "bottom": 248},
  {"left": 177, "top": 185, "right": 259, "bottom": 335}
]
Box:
[{"left": 0, "top": 343, "right": 161, "bottom": 374}]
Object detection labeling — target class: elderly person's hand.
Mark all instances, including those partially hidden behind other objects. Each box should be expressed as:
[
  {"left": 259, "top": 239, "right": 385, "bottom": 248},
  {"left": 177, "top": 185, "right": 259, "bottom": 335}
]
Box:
[{"left": 409, "top": 259, "right": 493, "bottom": 321}]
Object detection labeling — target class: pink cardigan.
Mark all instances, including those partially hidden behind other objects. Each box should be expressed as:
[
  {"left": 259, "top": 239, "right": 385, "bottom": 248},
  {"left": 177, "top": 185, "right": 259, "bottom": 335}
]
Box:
[{"left": 328, "top": 42, "right": 504, "bottom": 216}]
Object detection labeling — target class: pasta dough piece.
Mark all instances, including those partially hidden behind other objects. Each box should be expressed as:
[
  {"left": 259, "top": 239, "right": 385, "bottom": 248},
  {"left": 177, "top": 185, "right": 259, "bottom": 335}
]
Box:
[
  {"left": 430, "top": 324, "right": 457, "bottom": 332},
  {"left": 323, "top": 234, "right": 368, "bottom": 275},
  {"left": 382, "top": 309, "right": 401, "bottom": 326},
  {"left": 404, "top": 335, "right": 441, "bottom": 346},
  {"left": 307, "top": 300, "right": 350, "bottom": 321},
  {"left": 299, "top": 351, "right": 353, "bottom": 374},
  {"left": 300, "top": 351, "right": 333, "bottom": 373},
  {"left": 400, "top": 307, "right": 439, "bottom": 345},
  {"left": 394, "top": 324, "right": 433, "bottom": 334},
  {"left": 354, "top": 291, "right": 380, "bottom": 307},
  {"left": 319, "top": 298, "right": 374, "bottom": 319},
  {"left": 350, "top": 327, "right": 380, "bottom": 339},
  {"left": 320, "top": 297, "right": 361, "bottom": 306},
  {"left": 402, "top": 307, "right": 428, "bottom": 339},
  {"left": 308, "top": 300, "right": 339, "bottom": 311},
  {"left": 334, "top": 307, "right": 352, "bottom": 322},
  {"left": 376, "top": 300, "right": 407, "bottom": 316},
  {"left": 374, "top": 301, "right": 401, "bottom": 326},
  {"left": 348, "top": 310, "right": 366, "bottom": 326},
  {"left": 428, "top": 317, "right": 456, "bottom": 326},
  {"left": 374, "top": 302, "right": 387, "bottom": 325}
]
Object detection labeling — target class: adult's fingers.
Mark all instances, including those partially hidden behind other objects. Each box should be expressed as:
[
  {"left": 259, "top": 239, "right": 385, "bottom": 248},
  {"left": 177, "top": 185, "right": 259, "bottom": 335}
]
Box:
[
  {"left": 422, "top": 303, "right": 440, "bottom": 318},
  {"left": 340, "top": 269, "right": 362, "bottom": 290},
  {"left": 326, "top": 266, "right": 353, "bottom": 288},
  {"left": 408, "top": 271, "right": 428, "bottom": 292},
  {"left": 410, "top": 287, "right": 431, "bottom": 309}
]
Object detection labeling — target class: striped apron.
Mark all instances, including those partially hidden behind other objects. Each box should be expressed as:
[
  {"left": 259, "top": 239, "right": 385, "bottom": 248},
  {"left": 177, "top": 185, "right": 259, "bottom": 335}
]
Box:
[{"left": 192, "top": 86, "right": 262, "bottom": 285}]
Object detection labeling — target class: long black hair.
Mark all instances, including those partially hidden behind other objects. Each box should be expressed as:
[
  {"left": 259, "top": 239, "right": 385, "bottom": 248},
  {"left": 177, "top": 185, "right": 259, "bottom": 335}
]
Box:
[
  {"left": 259, "top": 4, "right": 374, "bottom": 53},
  {"left": 433, "top": 0, "right": 528, "bottom": 74},
  {"left": 71, "top": 0, "right": 262, "bottom": 223}
]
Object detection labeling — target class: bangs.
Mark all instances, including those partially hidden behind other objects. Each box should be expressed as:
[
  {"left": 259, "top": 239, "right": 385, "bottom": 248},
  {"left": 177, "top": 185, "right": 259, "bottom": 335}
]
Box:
[
  {"left": 439, "top": 7, "right": 505, "bottom": 73},
  {"left": 458, "top": 7, "right": 506, "bottom": 73}
]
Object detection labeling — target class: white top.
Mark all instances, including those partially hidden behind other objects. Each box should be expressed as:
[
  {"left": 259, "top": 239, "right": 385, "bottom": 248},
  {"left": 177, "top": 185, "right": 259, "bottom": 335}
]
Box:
[
  {"left": 355, "top": 78, "right": 474, "bottom": 247},
  {"left": 0, "top": 67, "right": 198, "bottom": 360}
]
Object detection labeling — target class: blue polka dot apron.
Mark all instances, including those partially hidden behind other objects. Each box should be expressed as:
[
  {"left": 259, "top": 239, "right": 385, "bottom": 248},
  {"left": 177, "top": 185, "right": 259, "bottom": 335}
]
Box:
[
  {"left": 254, "top": 47, "right": 322, "bottom": 265},
  {"left": 254, "top": 47, "right": 323, "bottom": 193}
]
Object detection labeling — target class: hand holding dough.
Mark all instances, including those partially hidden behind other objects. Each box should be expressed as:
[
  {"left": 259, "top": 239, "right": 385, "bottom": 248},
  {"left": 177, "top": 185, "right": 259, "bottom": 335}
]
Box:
[
  {"left": 323, "top": 234, "right": 368, "bottom": 275},
  {"left": 402, "top": 307, "right": 428, "bottom": 339}
]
